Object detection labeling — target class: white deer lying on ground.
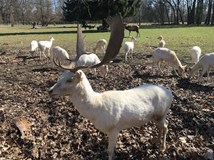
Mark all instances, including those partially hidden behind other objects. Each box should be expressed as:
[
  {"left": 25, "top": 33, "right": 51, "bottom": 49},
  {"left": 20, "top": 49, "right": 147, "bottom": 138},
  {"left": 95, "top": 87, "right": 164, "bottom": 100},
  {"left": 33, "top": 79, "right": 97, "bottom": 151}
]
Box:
[
  {"left": 93, "top": 39, "right": 107, "bottom": 54},
  {"left": 152, "top": 47, "right": 186, "bottom": 76},
  {"left": 189, "top": 52, "right": 214, "bottom": 82},
  {"left": 191, "top": 46, "right": 201, "bottom": 64},
  {"left": 49, "top": 70, "right": 173, "bottom": 160},
  {"left": 38, "top": 37, "right": 55, "bottom": 59}
]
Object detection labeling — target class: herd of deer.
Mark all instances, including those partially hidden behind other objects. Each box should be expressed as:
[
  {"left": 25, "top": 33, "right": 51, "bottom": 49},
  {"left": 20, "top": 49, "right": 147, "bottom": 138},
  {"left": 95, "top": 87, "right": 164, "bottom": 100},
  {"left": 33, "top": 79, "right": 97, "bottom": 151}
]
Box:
[{"left": 29, "top": 14, "right": 213, "bottom": 160}]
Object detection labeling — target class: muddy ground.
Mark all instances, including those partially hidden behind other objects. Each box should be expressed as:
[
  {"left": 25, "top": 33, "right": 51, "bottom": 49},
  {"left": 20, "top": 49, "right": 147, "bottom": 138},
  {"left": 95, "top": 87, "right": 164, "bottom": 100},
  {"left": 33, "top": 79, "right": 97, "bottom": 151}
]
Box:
[{"left": 0, "top": 51, "right": 213, "bottom": 160}]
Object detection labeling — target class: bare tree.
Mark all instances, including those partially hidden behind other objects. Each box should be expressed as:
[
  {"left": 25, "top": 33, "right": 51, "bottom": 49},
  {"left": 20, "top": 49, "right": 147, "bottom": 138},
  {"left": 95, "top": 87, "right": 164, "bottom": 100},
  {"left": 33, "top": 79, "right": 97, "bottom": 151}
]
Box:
[
  {"left": 34, "top": 0, "right": 54, "bottom": 26},
  {"left": 0, "top": 0, "right": 12, "bottom": 24},
  {"left": 19, "top": 0, "right": 33, "bottom": 24}
]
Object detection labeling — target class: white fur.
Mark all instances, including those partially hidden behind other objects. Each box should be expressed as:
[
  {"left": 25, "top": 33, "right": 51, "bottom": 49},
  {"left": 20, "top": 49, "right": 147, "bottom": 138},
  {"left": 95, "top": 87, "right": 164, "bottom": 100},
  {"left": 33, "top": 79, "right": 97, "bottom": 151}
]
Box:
[
  {"left": 93, "top": 39, "right": 107, "bottom": 54},
  {"left": 52, "top": 46, "right": 70, "bottom": 64},
  {"left": 191, "top": 46, "right": 201, "bottom": 64},
  {"left": 38, "top": 37, "right": 55, "bottom": 59},
  {"left": 30, "top": 40, "right": 39, "bottom": 52},
  {"left": 158, "top": 35, "right": 165, "bottom": 48},
  {"left": 189, "top": 52, "right": 214, "bottom": 82},
  {"left": 77, "top": 53, "right": 108, "bottom": 76},
  {"left": 49, "top": 70, "right": 173, "bottom": 160},
  {"left": 152, "top": 48, "right": 186, "bottom": 76},
  {"left": 124, "top": 37, "right": 136, "bottom": 61}
]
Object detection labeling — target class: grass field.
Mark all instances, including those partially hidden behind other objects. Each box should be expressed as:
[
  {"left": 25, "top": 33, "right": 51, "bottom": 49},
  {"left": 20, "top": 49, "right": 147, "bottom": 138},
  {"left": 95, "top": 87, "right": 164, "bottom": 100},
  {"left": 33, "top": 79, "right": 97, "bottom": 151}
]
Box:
[
  {"left": 0, "top": 24, "right": 213, "bottom": 60},
  {"left": 0, "top": 24, "right": 213, "bottom": 159}
]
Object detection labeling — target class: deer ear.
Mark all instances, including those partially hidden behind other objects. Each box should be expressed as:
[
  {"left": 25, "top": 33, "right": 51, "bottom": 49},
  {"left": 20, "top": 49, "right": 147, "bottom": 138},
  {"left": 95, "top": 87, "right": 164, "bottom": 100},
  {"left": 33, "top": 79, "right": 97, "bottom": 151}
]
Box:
[{"left": 75, "top": 70, "right": 83, "bottom": 82}]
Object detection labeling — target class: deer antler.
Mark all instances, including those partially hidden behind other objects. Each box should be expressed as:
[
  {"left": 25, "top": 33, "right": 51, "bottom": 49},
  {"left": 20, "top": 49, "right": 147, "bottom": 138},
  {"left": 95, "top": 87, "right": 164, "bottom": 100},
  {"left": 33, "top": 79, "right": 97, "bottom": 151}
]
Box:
[
  {"left": 53, "top": 58, "right": 88, "bottom": 72},
  {"left": 76, "top": 24, "right": 86, "bottom": 60},
  {"left": 92, "top": 14, "right": 124, "bottom": 68},
  {"left": 54, "top": 14, "right": 124, "bottom": 72}
]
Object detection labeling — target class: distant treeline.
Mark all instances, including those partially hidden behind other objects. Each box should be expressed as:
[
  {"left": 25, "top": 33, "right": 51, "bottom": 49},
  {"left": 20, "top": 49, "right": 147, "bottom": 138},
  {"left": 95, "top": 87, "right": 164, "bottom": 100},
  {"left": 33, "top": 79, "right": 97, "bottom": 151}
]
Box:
[{"left": 0, "top": 0, "right": 213, "bottom": 26}]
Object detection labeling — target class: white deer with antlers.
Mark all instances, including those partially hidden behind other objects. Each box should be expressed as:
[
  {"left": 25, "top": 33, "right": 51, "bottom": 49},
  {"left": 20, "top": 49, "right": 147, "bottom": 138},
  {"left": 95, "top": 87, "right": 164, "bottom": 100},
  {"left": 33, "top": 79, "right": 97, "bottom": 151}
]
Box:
[{"left": 50, "top": 14, "right": 172, "bottom": 160}]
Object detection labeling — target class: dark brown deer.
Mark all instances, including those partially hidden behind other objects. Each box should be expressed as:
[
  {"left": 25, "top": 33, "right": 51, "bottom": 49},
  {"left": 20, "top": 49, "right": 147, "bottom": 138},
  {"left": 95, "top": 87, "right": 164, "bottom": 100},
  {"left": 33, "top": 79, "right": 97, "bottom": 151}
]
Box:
[{"left": 125, "top": 24, "right": 140, "bottom": 37}]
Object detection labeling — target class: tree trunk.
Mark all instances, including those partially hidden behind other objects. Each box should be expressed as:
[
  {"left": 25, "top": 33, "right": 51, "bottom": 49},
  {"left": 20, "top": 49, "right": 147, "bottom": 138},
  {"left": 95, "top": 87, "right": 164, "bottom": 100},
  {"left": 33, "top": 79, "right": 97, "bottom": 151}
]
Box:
[
  {"left": 165, "top": 7, "right": 170, "bottom": 24},
  {"left": 165, "top": 0, "right": 176, "bottom": 24},
  {"left": 211, "top": 1, "right": 214, "bottom": 25},
  {"left": 178, "top": 8, "right": 184, "bottom": 24},
  {"left": 187, "top": 0, "right": 197, "bottom": 24},
  {"left": 196, "top": 0, "right": 204, "bottom": 25},
  {"left": 204, "top": 0, "right": 212, "bottom": 25}
]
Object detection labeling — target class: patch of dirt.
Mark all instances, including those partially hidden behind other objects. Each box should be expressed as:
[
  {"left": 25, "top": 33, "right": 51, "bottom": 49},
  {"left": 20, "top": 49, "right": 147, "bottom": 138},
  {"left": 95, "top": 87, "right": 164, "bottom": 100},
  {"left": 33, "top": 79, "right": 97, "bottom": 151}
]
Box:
[{"left": 0, "top": 51, "right": 213, "bottom": 160}]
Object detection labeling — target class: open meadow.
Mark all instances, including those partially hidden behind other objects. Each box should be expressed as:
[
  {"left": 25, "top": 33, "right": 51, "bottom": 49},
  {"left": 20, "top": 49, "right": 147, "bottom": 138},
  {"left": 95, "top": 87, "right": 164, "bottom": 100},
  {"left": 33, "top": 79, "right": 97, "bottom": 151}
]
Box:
[
  {"left": 0, "top": 24, "right": 213, "bottom": 159},
  {"left": 0, "top": 24, "right": 214, "bottom": 57}
]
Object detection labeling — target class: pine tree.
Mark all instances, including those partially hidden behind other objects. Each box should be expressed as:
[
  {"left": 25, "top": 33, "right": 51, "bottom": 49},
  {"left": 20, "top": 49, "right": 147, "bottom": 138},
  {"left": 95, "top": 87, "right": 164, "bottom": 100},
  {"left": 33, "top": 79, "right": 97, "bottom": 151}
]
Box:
[{"left": 63, "top": 0, "right": 141, "bottom": 22}]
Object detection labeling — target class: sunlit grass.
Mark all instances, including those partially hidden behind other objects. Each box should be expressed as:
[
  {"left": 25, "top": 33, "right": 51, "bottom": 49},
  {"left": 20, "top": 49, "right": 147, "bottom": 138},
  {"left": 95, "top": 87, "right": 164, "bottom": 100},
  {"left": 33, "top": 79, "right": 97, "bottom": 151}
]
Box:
[
  {"left": 0, "top": 24, "right": 213, "bottom": 60},
  {"left": 138, "top": 26, "right": 214, "bottom": 56}
]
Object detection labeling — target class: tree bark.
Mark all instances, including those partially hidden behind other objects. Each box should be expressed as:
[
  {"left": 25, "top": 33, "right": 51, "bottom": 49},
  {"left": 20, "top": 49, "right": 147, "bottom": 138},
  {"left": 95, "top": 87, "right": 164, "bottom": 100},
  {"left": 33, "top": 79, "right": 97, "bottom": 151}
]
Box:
[
  {"left": 204, "top": 0, "right": 212, "bottom": 25},
  {"left": 164, "top": 0, "right": 176, "bottom": 24},
  {"left": 196, "top": 0, "right": 204, "bottom": 25},
  {"left": 211, "top": 1, "right": 214, "bottom": 25},
  {"left": 187, "top": 0, "right": 197, "bottom": 24}
]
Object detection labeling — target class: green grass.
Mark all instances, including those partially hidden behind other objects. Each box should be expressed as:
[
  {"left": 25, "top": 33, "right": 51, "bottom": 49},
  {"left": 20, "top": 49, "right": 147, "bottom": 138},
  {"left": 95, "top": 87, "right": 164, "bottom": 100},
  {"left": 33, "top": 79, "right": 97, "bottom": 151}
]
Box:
[
  {"left": 138, "top": 26, "right": 214, "bottom": 56},
  {"left": 0, "top": 24, "right": 213, "bottom": 60}
]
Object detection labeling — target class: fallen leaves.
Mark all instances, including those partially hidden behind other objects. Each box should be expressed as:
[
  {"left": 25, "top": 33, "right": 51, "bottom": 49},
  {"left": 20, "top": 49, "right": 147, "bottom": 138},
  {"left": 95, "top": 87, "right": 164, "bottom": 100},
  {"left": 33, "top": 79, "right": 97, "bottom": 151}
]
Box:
[
  {"left": 0, "top": 51, "right": 213, "bottom": 159},
  {"left": 14, "top": 116, "right": 32, "bottom": 139}
]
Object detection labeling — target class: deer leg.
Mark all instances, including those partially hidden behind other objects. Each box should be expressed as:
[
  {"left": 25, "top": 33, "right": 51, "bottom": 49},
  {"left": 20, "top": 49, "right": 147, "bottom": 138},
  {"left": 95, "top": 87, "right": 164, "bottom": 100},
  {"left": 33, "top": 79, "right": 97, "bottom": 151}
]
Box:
[
  {"left": 207, "top": 68, "right": 210, "bottom": 82},
  {"left": 152, "top": 59, "right": 159, "bottom": 75},
  {"left": 130, "top": 50, "right": 133, "bottom": 59},
  {"left": 39, "top": 50, "right": 42, "bottom": 60},
  {"left": 136, "top": 31, "right": 140, "bottom": 37},
  {"left": 107, "top": 131, "right": 119, "bottom": 160},
  {"left": 199, "top": 67, "right": 208, "bottom": 82},
  {"left": 42, "top": 49, "right": 47, "bottom": 59},
  {"left": 125, "top": 51, "right": 129, "bottom": 61},
  {"left": 157, "top": 119, "right": 168, "bottom": 152},
  {"left": 47, "top": 48, "right": 51, "bottom": 58},
  {"left": 158, "top": 61, "right": 163, "bottom": 74}
]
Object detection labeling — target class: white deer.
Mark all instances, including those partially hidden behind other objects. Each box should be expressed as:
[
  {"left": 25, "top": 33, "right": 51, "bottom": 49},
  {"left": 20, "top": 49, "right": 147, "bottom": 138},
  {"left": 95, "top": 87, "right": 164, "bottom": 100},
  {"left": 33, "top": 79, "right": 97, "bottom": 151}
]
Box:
[
  {"left": 38, "top": 37, "right": 55, "bottom": 59},
  {"left": 189, "top": 52, "right": 214, "bottom": 82},
  {"left": 49, "top": 70, "right": 173, "bottom": 160},
  {"left": 51, "top": 14, "right": 171, "bottom": 160},
  {"left": 124, "top": 37, "right": 136, "bottom": 61}
]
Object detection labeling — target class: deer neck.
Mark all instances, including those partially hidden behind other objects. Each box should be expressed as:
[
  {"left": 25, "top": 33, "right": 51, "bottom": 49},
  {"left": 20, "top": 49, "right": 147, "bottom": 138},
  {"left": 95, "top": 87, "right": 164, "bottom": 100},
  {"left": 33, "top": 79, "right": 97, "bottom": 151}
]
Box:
[
  {"left": 50, "top": 39, "right": 53, "bottom": 45},
  {"left": 71, "top": 80, "right": 101, "bottom": 120},
  {"left": 70, "top": 76, "right": 100, "bottom": 117}
]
